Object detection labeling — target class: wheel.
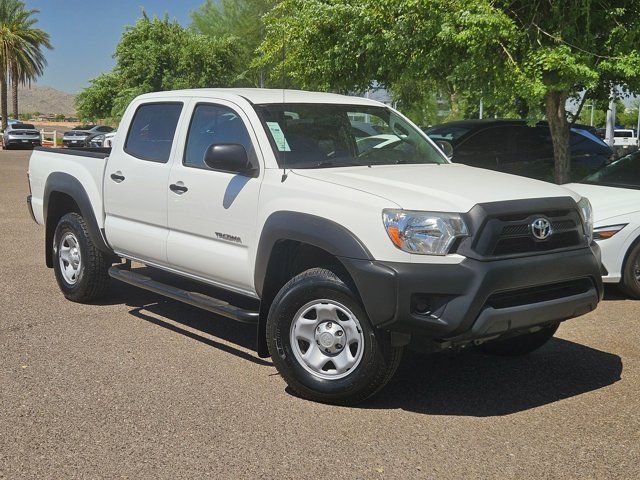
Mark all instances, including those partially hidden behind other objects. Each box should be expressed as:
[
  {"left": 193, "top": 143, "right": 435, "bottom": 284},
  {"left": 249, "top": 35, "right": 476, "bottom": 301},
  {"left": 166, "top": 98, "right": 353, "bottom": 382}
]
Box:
[
  {"left": 52, "top": 212, "right": 111, "bottom": 302},
  {"left": 620, "top": 242, "right": 640, "bottom": 299},
  {"left": 477, "top": 324, "right": 559, "bottom": 356},
  {"left": 266, "top": 268, "right": 402, "bottom": 405}
]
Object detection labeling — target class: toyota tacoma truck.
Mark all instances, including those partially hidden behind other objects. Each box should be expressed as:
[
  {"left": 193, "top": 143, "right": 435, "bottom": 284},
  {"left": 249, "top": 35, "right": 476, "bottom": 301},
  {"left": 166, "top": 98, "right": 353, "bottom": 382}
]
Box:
[{"left": 27, "top": 89, "right": 603, "bottom": 404}]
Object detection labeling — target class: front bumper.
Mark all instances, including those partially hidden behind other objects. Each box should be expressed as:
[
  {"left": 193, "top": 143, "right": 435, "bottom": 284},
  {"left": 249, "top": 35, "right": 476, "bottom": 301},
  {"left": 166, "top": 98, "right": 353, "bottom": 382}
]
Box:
[{"left": 341, "top": 244, "right": 603, "bottom": 343}]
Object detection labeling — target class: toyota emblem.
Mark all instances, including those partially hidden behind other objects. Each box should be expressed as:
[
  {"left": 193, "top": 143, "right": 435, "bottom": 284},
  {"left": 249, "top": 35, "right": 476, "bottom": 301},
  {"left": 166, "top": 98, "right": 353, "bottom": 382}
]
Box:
[{"left": 531, "top": 218, "right": 552, "bottom": 240}]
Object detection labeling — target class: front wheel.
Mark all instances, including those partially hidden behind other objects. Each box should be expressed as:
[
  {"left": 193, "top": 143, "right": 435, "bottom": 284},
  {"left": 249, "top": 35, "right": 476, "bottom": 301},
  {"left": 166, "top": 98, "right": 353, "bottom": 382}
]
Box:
[
  {"left": 266, "top": 268, "right": 402, "bottom": 405},
  {"left": 52, "top": 212, "right": 111, "bottom": 303},
  {"left": 477, "top": 324, "right": 559, "bottom": 356},
  {"left": 620, "top": 242, "right": 640, "bottom": 299}
]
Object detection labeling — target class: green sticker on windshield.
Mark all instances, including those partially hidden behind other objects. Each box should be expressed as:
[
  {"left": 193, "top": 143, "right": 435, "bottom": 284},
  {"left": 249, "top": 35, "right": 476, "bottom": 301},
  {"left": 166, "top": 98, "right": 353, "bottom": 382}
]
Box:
[{"left": 266, "top": 121, "right": 291, "bottom": 152}]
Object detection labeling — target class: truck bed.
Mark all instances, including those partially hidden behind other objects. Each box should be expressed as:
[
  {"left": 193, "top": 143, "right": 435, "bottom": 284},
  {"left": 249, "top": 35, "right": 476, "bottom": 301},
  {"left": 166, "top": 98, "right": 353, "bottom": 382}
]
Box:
[{"left": 28, "top": 147, "right": 110, "bottom": 228}]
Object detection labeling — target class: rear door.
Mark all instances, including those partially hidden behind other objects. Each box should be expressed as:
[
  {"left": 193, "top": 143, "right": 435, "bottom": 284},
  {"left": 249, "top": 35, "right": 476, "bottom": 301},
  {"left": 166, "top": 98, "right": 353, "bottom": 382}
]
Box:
[
  {"left": 103, "top": 100, "right": 185, "bottom": 265},
  {"left": 166, "top": 98, "right": 263, "bottom": 295}
]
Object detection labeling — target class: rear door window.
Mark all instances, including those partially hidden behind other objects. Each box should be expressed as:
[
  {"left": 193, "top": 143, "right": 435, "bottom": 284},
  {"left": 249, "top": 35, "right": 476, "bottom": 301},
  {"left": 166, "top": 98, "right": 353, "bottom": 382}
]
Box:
[{"left": 125, "top": 103, "right": 183, "bottom": 163}]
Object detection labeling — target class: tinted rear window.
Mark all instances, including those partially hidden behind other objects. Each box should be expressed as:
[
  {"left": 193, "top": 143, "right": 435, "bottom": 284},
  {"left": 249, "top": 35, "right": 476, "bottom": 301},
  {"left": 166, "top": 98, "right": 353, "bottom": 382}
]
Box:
[
  {"left": 614, "top": 131, "right": 634, "bottom": 138},
  {"left": 124, "top": 103, "right": 183, "bottom": 163}
]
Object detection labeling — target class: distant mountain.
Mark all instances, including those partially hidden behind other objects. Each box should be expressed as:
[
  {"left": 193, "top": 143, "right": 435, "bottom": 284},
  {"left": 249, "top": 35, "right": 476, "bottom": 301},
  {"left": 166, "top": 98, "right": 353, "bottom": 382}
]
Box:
[{"left": 17, "top": 85, "right": 76, "bottom": 116}]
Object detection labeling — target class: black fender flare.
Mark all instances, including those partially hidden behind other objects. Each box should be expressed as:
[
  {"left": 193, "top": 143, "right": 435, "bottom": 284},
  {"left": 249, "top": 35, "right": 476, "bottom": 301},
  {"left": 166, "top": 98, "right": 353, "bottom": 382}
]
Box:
[
  {"left": 44, "top": 172, "right": 113, "bottom": 266},
  {"left": 254, "top": 211, "right": 374, "bottom": 297},
  {"left": 253, "top": 211, "right": 398, "bottom": 355}
]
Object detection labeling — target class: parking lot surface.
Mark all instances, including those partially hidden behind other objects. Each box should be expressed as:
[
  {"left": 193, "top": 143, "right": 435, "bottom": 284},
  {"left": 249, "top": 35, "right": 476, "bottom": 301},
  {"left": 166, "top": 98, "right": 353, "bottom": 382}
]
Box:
[{"left": 1, "top": 150, "right": 638, "bottom": 479}]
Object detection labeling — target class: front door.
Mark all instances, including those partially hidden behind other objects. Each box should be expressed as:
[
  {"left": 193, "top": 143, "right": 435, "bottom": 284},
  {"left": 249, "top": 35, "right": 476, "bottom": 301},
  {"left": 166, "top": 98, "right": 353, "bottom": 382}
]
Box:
[{"left": 166, "top": 99, "right": 262, "bottom": 296}]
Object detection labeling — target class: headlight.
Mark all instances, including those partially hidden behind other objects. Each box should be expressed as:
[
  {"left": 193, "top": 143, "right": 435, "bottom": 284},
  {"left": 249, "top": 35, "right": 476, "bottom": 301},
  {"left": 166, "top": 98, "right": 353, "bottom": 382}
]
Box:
[
  {"left": 91, "top": 134, "right": 105, "bottom": 145},
  {"left": 593, "top": 224, "right": 627, "bottom": 240},
  {"left": 382, "top": 209, "right": 469, "bottom": 255},
  {"left": 577, "top": 197, "right": 594, "bottom": 243}
]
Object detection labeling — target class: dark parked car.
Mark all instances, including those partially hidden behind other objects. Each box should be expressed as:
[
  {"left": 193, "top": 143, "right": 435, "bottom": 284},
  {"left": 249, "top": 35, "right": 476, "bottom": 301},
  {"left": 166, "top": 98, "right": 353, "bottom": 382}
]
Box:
[
  {"left": 425, "top": 119, "right": 613, "bottom": 182},
  {"left": 2, "top": 122, "right": 41, "bottom": 149},
  {"left": 62, "top": 125, "right": 114, "bottom": 148}
]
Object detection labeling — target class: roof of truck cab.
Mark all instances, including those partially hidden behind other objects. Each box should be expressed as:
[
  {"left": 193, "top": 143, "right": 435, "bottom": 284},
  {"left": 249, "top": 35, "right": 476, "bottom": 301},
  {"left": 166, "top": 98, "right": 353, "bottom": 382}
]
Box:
[{"left": 135, "top": 88, "right": 385, "bottom": 106}]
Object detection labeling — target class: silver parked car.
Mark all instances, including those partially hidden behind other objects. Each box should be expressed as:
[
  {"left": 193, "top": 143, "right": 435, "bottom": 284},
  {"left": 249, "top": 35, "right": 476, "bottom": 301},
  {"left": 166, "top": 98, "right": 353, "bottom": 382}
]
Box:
[
  {"left": 62, "top": 125, "right": 114, "bottom": 148},
  {"left": 2, "top": 122, "right": 41, "bottom": 149}
]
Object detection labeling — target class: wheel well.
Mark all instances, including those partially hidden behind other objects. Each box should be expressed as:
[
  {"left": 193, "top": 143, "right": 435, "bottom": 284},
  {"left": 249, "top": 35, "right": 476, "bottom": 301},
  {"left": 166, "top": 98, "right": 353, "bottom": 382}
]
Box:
[
  {"left": 45, "top": 192, "right": 81, "bottom": 267},
  {"left": 256, "top": 240, "right": 358, "bottom": 357},
  {"left": 621, "top": 234, "right": 640, "bottom": 279}
]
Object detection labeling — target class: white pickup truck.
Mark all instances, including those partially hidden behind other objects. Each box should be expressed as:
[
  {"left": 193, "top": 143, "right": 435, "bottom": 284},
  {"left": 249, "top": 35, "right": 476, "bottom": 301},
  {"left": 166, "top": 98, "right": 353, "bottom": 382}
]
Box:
[
  {"left": 27, "top": 88, "right": 603, "bottom": 404},
  {"left": 613, "top": 129, "right": 638, "bottom": 151}
]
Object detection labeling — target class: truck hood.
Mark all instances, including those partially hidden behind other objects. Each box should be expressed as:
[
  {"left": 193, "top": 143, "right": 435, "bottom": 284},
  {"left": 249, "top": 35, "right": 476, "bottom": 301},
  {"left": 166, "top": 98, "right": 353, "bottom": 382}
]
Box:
[
  {"left": 293, "top": 163, "right": 580, "bottom": 212},
  {"left": 565, "top": 182, "right": 640, "bottom": 223}
]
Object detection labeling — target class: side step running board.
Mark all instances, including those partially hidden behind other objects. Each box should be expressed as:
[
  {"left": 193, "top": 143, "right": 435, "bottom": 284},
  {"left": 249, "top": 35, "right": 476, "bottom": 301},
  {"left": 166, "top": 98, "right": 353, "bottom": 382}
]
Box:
[{"left": 109, "top": 266, "right": 259, "bottom": 325}]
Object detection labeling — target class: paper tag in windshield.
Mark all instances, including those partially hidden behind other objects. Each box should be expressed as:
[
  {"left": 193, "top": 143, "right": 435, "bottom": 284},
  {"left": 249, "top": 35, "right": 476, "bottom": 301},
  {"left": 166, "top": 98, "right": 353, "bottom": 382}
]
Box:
[{"left": 266, "top": 122, "right": 291, "bottom": 152}]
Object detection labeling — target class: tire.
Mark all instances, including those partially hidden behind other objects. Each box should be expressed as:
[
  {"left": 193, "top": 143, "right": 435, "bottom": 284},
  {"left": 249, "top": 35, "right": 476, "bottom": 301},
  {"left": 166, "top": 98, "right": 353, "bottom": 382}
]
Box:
[
  {"left": 477, "top": 324, "right": 559, "bottom": 356},
  {"left": 266, "top": 268, "right": 402, "bottom": 405},
  {"left": 52, "top": 212, "right": 111, "bottom": 303},
  {"left": 620, "top": 242, "right": 640, "bottom": 299}
]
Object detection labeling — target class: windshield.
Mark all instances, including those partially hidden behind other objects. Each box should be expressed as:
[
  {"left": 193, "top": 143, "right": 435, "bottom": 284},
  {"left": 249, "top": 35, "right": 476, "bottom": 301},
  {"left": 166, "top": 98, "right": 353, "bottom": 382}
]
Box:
[
  {"left": 74, "top": 125, "right": 95, "bottom": 131},
  {"left": 581, "top": 151, "right": 640, "bottom": 189},
  {"left": 14, "top": 124, "right": 35, "bottom": 130},
  {"left": 254, "top": 103, "right": 446, "bottom": 168}
]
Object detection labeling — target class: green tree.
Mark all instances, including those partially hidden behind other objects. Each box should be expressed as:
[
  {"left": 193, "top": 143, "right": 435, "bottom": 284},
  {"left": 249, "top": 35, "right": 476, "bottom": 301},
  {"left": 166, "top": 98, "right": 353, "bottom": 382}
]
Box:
[
  {"left": 76, "top": 14, "right": 241, "bottom": 121},
  {"left": 191, "top": 0, "right": 275, "bottom": 87},
  {"left": 75, "top": 72, "right": 120, "bottom": 121},
  {"left": 618, "top": 99, "right": 640, "bottom": 129},
  {"left": 0, "top": 0, "right": 51, "bottom": 129},
  {"left": 259, "top": 0, "right": 640, "bottom": 183}
]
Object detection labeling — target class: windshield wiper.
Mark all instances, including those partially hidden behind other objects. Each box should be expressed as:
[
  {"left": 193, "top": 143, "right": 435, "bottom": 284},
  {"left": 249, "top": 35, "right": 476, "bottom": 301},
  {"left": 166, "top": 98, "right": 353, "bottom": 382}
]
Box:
[{"left": 310, "top": 160, "right": 367, "bottom": 169}]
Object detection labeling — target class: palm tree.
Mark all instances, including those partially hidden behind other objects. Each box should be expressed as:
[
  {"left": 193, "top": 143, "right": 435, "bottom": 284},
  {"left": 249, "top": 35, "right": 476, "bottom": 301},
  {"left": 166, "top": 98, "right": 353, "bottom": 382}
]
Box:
[{"left": 0, "top": 0, "right": 51, "bottom": 129}]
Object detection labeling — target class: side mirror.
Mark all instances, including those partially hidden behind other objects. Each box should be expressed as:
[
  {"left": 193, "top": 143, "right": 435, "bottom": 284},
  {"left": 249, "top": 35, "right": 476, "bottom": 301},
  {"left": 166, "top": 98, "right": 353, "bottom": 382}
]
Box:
[
  {"left": 203, "top": 143, "right": 257, "bottom": 176},
  {"left": 434, "top": 140, "right": 454, "bottom": 159}
]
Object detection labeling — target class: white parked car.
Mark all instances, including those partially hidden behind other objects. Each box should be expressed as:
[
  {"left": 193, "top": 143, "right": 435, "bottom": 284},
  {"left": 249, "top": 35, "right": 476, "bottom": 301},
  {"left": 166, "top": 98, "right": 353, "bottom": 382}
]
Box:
[
  {"left": 567, "top": 150, "right": 640, "bottom": 298},
  {"left": 89, "top": 130, "right": 116, "bottom": 148},
  {"left": 103, "top": 130, "right": 116, "bottom": 148}
]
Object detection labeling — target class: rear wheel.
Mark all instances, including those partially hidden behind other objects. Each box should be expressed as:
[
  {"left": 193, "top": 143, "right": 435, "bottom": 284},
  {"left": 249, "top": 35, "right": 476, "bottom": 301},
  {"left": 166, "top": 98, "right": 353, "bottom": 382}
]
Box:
[
  {"left": 620, "top": 242, "right": 640, "bottom": 299},
  {"left": 52, "top": 212, "right": 111, "bottom": 302},
  {"left": 477, "top": 324, "right": 559, "bottom": 356},
  {"left": 266, "top": 268, "right": 402, "bottom": 405}
]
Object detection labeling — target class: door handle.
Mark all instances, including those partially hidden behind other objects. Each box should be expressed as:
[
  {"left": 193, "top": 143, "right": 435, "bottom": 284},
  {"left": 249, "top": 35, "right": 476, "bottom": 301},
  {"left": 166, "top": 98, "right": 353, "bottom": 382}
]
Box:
[
  {"left": 110, "top": 172, "right": 125, "bottom": 183},
  {"left": 169, "top": 183, "right": 188, "bottom": 194}
]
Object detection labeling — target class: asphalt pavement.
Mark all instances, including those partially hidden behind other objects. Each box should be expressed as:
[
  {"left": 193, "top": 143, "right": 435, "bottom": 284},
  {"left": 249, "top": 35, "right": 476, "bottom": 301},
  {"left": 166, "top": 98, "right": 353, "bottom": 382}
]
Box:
[{"left": 1, "top": 150, "right": 638, "bottom": 479}]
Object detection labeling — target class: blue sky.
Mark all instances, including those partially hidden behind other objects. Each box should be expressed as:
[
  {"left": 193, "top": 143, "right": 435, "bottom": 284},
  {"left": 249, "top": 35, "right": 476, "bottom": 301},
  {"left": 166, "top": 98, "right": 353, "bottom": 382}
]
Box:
[{"left": 28, "top": 0, "right": 205, "bottom": 93}]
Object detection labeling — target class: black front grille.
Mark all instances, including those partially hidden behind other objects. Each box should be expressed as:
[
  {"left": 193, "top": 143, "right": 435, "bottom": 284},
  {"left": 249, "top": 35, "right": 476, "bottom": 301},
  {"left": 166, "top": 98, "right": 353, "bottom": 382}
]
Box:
[
  {"left": 472, "top": 208, "right": 585, "bottom": 257},
  {"left": 486, "top": 278, "right": 593, "bottom": 309},
  {"left": 493, "top": 231, "right": 581, "bottom": 255}
]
